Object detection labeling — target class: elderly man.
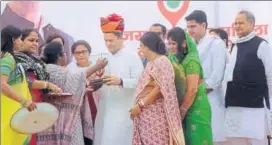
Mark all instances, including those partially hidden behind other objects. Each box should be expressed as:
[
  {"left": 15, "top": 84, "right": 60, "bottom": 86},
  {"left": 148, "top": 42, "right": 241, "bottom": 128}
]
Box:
[
  {"left": 224, "top": 10, "right": 272, "bottom": 145},
  {"left": 93, "top": 13, "right": 144, "bottom": 145}
]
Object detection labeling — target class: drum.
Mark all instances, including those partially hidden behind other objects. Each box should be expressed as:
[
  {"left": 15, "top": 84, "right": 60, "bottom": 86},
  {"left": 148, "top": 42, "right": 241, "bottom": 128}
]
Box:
[{"left": 10, "top": 102, "right": 59, "bottom": 134}]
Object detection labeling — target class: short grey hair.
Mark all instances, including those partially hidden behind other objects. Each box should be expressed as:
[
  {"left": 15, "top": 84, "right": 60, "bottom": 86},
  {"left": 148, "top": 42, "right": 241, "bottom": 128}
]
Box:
[{"left": 238, "top": 10, "right": 255, "bottom": 23}]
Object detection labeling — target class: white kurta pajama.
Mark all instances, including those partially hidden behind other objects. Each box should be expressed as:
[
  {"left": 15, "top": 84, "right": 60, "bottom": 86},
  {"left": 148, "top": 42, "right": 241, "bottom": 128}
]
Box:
[
  {"left": 93, "top": 47, "right": 144, "bottom": 145},
  {"left": 223, "top": 32, "right": 272, "bottom": 145},
  {"left": 197, "top": 35, "right": 228, "bottom": 143}
]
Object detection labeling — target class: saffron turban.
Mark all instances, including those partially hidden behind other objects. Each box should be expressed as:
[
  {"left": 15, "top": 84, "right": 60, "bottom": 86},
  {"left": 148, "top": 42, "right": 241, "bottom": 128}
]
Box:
[{"left": 100, "top": 13, "right": 124, "bottom": 33}]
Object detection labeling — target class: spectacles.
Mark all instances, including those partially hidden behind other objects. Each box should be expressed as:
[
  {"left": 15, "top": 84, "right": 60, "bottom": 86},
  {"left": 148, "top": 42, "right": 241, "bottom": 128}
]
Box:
[{"left": 74, "top": 50, "right": 89, "bottom": 56}]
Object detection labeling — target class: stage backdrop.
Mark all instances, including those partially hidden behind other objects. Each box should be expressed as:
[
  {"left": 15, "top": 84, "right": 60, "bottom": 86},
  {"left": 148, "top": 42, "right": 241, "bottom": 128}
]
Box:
[{"left": 1, "top": 1, "right": 271, "bottom": 54}]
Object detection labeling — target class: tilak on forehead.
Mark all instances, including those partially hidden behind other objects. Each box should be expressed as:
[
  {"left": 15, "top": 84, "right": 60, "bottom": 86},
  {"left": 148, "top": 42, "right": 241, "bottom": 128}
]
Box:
[{"left": 100, "top": 13, "right": 125, "bottom": 33}]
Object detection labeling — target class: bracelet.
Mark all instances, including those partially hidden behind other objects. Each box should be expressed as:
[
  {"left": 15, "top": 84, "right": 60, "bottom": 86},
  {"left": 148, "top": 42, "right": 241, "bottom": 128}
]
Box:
[
  {"left": 180, "top": 107, "right": 188, "bottom": 114},
  {"left": 138, "top": 99, "right": 145, "bottom": 108},
  {"left": 45, "top": 82, "right": 49, "bottom": 89},
  {"left": 20, "top": 99, "right": 28, "bottom": 107}
]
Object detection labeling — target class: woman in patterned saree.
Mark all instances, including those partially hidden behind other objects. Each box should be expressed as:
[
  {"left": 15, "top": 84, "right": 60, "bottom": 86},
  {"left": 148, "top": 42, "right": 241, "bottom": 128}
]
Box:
[
  {"left": 167, "top": 27, "right": 213, "bottom": 145},
  {"left": 36, "top": 42, "right": 107, "bottom": 145},
  {"left": 130, "top": 32, "right": 185, "bottom": 145},
  {"left": 1, "top": 25, "right": 36, "bottom": 145},
  {"left": 67, "top": 40, "right": 100, "bottom": 145}
]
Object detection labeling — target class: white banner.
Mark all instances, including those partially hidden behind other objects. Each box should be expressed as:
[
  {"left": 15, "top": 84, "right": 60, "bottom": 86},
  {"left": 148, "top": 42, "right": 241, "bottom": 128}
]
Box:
[{"left": 2, "top": 1, "right": 271, "bottom": 54}]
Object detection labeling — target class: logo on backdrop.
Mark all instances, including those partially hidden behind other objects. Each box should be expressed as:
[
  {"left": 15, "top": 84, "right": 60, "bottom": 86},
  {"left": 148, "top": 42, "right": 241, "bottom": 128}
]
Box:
[{"left": 157, "top": 1, "right": 190, "bottom": 26}]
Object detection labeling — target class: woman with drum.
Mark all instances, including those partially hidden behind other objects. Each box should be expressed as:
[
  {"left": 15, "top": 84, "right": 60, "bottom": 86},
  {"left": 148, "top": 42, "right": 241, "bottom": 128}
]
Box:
[
  {"left": 13, "top": 28, "right": 63, "bottom": 145},
  {"left": 1, "top": 25, "right": 36, "bottom": 145}
]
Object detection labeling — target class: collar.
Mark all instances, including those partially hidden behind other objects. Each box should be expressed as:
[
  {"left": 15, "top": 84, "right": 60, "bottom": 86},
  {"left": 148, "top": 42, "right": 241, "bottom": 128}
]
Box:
[
  {"left": 233, "top": 31, "right": 256, "bottom": 44},
  {"left": 197, "top": 34, "right": 209, "bottom": 45}
]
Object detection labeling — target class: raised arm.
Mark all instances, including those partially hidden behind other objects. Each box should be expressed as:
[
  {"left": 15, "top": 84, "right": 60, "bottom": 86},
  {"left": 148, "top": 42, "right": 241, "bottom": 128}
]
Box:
[{"left": 86, "top": 58, "right": 108, "bottom": 77}]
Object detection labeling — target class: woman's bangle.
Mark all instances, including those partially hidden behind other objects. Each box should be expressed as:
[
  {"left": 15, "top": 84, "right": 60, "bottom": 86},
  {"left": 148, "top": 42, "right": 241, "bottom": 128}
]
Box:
[
  {"left": 20, "top": 99, "right": 28, "bottom": 107},
  {"left": 44, "top": 82, "right": 49, "bottom": 89},
  {"left": 138, "top": 99, "right": 145, "bottom": 108},
  {"left": 46, "top": 82, "right": 50, "bottom": 89},
  {"left": 180, "top": 107, "right": 188, "bottom": 113}
]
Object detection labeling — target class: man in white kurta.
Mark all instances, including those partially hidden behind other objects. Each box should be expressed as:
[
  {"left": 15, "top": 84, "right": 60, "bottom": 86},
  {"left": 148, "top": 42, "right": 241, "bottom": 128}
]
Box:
[
  {"left": 224, "top": 10, "right": 272, "bottom": 145},
  {"left": 93, "top": 13, "right": 144, "bottom": 145},
  {"left": 185, "top": 10, "right": 228, "bottom": 145}
]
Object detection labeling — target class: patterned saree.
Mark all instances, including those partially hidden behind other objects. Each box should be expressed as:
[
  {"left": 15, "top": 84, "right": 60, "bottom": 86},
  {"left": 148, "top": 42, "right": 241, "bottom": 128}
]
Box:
[{"left": 132, "top": 56, "right": 185, "bottom": 145}]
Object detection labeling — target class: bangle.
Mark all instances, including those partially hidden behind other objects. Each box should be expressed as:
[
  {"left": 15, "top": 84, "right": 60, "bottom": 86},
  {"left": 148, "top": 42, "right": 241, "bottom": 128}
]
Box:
[
  {"left": 138, "top": 99, "right": 145, "bottom": 108},
  {"left": 180, "top": 107, "right": 188, "bottom": 113},
  {"left": 20, "top": 99, "right": 28, "bottom": 107},
  {"left": 45, "top": 82, "right": 49, "bottom": 89}
]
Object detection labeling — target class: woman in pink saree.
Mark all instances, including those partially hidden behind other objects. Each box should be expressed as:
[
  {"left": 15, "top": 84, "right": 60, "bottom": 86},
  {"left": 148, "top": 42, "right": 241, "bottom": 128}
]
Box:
[{"left": 130, "top": 32, "right": 185, "bottom": 145}]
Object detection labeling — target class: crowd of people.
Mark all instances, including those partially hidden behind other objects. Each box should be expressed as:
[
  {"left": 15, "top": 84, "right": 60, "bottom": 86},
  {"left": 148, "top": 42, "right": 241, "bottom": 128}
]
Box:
[{"left": 1, "top": 8, "right": 272, "bottom": 145}]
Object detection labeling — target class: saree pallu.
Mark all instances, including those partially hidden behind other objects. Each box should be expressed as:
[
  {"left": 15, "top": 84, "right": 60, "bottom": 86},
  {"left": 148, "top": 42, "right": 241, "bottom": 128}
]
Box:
[
  {"left": 35, "top": 64, "right": 93, "bottom": 145},
  {"left": 1, "top": 75, "right": 32, "bottom": 145},
  {"left": 132, "top": 56, "right": 185, "bottom": 145},
  {"left": 86, "top": 91, "right": 97, "bottom": 125},
  {"left": 28, "top": 72, "right": 43, "bottom": 145}
]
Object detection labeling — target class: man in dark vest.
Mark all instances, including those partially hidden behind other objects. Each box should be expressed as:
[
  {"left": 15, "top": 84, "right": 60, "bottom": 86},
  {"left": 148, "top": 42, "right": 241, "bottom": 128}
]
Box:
[
  {"left": 224, "top": 10, "right": 272, "bottom": 145},
  {"left": 0, "top": 1, "right": 74, "bottom": 65}
]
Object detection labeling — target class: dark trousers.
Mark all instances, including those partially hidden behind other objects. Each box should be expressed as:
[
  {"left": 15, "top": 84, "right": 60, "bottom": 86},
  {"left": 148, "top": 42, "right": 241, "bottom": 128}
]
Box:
[{"left": 84, "top": 137, "right": 93, "bottom": 145}]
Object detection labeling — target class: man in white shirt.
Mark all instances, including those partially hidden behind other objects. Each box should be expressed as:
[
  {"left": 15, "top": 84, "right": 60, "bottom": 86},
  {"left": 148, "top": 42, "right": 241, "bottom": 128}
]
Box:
[
  {"left": 185, "top": 10, "right": 228, "bottom": 145},
  {"left": 224, "top": 10, "right": 272, "bottom": 145},
  {"left": 93, "top": 13, "right": 144, "bottom": 145}
]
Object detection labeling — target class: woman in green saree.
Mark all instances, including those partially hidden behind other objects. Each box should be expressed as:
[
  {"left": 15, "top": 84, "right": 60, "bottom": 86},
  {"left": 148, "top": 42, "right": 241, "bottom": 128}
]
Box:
[{"left": 167, "top": 27, "right": 213, "bottom": 145}]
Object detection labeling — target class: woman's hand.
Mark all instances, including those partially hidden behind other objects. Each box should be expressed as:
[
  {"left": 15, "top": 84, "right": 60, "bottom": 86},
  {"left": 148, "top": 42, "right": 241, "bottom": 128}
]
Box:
[
  {"left": 180, "top": 107, "right": 188, "bottom": 121},
  {"left": 129, "top": 104, "right": 141, "bottom": 119},
  {"left": 95, "top": 58, "right": 108, "bottom": 70},
  {"left": 21, "top": 100, "right": 37, "bottom": 111},
  {"left": 48, "top": 83, "right": 63, "bottom": 94}
]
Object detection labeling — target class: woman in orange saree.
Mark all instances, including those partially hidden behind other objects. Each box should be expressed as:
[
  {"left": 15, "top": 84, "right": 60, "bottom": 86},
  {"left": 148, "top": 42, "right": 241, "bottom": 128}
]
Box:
[{"left": 130, "top": 32, "right": 185, "bottom": 145}]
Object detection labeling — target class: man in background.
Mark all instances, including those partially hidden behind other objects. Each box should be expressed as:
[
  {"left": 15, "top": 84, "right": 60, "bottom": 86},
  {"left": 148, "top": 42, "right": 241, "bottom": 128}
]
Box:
[
  {"left": 209, "top": 28, "right": 229, "bottom": 48},
  {"left": 141, "top": 23, "right": 167, "bottom": 67},
  {"left": 185, "top": 10, "right": 228, "bottom": 145}
]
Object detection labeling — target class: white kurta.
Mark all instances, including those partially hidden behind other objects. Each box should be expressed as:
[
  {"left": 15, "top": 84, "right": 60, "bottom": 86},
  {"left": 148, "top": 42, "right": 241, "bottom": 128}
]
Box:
[
  {"left": 198, "top": 35, "right": 228, "bottom": 142},
  {"left": 224, "top": 34, "right": 272, "bottom": 140},
  {"left": 93, "top": 47, "right": 144, "bottom": 145}
]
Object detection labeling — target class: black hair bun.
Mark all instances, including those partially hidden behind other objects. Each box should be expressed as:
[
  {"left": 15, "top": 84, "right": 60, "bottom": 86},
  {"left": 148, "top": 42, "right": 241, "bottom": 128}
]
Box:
[{"left": 157, "top": 41, "right": 166, "bottom": 55}]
